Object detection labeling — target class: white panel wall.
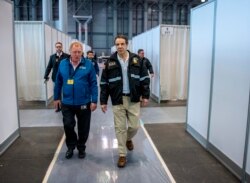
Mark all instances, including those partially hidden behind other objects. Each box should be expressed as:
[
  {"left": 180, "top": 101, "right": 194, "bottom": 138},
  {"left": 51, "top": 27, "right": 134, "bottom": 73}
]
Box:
[
  {"left": 15, "top": 22, "right": 74, "bottom": 102},
  {"left": 0, "top": 0, "right": 19, "bottom": 149},
  {"left": 209, "top": 0, "right": 250, "bottom": 168},
  {"left": 188, "top": 0, "right": 250, "bottom": 180},
  {"left": 187, "top": 2, "right": 215, "bottom": 141},
  {"left": 15, "top": 22, "right": 45, "bottom": 101},
  {"left": 63, "top": 33, "right": 67, "bottom": 52},
  {"left": 132, "top": 25, "right": 189, "bottom": 102},
  {"left": 150, "top": 27, "right": 160, "bottom": 99},
  {"left": 132, "top": 26, "right": 161, "bottom": 101},
  {"left": 44, "top": 24, "right": 54, "bottom": 100},
  {"left": 247, "top": 131, "right": 250, "bottom": 174},
  {"left": 160, "top": 25, "right": 189, "bottom": 100},
  {"left": 51, "top": 29, "right": 58, "bottom": 53}
]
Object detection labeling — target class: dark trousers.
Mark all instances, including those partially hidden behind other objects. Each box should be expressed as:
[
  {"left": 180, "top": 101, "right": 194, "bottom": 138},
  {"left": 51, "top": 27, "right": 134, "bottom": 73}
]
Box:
[{"left": 61, "top": 103, "right": 91, "bottom": 151}]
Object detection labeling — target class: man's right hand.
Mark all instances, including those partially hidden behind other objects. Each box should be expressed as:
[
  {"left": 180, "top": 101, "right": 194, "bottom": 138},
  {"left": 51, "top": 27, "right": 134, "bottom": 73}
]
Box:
[{"left": 44, "top": 77, "right": 49, "bottom": 83}]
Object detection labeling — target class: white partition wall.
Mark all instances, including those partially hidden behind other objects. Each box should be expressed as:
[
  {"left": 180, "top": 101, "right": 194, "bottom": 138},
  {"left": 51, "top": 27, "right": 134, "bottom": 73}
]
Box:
[
  {"left": 247, "top": 128, "right": 250, "bottom": 181},
  {"left": 44, "top": 23, "right": 53, "bottom": 101},
  {"left": 149, "top": 28, "right": 160, "bottom": 100},
  {"left": 15, "top": 22, "right": 74, "bottom": 104},
  {"left": 132, "top": 25, "right": 189, "bottom": 102},
  {"left": 209, "top": 0, "right": 250, "bottom": 177},
  {"left": 0, "top": 0, "right": 20, "bottom": 155},
  {"left": 187, "top": 0, "right": 250, "bottom": 181},
  {"left": 186, "top": 1, "right": 215, "bottom": 146}
]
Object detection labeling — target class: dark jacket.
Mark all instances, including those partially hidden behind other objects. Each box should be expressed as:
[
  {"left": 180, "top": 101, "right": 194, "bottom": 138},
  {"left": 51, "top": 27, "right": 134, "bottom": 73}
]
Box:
[
  {"left": 44, "top": 52, "right": 69, "bottom": 82},
  {"left": 88, "top": 58, "right": 100, "bottom": 76},
  {"left": 54, "top": 57, "right": 98, "bottom": 105},
  {"left": 100, "top": 51, "right": 150, "bottom": 105},
  {"left": 142, "top": 57, "right": 154, "bottom": 74}
]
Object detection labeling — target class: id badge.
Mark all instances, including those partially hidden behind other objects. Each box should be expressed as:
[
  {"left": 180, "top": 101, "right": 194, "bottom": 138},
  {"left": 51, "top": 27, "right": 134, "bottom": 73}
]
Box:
[{"left": 67, "top": 79, "right": 74, "bottom": 85}]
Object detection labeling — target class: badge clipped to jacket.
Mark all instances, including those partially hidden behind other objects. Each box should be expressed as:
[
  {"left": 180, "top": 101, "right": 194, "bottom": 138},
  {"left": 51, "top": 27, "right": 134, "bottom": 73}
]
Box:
[{"left": 67, "top": 79, "right": 74, "bottom": 85}]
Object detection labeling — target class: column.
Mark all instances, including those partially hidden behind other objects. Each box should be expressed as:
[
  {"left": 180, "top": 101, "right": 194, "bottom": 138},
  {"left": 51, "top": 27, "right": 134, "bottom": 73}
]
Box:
[
  {"left": 31, "top": 0, "right": 37, "bottom": 21},
  {"left": 113, "top": 0, "right": 117, "bottom": 38},
  {"left": 43, "top": 0, "right": 52, "bottom": 25},
  {"left": 144, "top": 1, "right": 148, "bottom": 31},
  {"left": 14, "top": 0, "right": 21, "bottom": 20},
  {"left": 172, "top": 2, "right": 177, "bottom": 25},
  {"left": 59, "top": 0, "right": 68, "bottom": 33},
  {"left": 158, "top": 0, "right": 163, "bottom": 24},
  {"left": 128, "top": 0, "right": 133, "bottom": 39}
]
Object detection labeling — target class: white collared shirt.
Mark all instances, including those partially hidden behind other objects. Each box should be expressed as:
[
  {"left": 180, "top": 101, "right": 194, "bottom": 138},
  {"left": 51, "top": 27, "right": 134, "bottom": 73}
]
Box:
[
  {"left": 117, "top": 51, "right": 130, "bottom": 94},
  {"left": 70, "top": 59, "right": 80, "bottom": 70},
  {"left": 56, "top": 52, "right": 62, "bottom": 57}
]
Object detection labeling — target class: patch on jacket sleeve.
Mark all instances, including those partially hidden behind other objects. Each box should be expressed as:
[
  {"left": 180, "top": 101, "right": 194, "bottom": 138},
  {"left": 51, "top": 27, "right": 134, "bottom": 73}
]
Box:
[
  {"left": 108, "top": 61, "right": 116, "bottom": 67},
  {"left": 133, "top": 57, "right": 138, "bottom": 64}
]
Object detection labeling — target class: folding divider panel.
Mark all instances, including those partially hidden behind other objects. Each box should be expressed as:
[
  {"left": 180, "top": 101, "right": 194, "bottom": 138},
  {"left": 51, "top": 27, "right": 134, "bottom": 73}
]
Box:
[
  {"left": 160, "top": 25, "right": 189, "bottom": 101},
  {"left": 51, "top": 28, "right": 58, "bottom": 53},
  {"left": 15, "top": 22, "right": 45, "bottom": 101},
  {"left": 209, "top": 0, "right": 250, "bottom": 177},
  {"left": 145, "top": 29, "right": 153, "bottom": 96},
  {"left": 150, "top": 27, "right": 160, "bottom": 101},
  {"left": 186, "top": 1, "right": 215, "bottom": 146},
  {"left": 14, "top": 22, "right": 76, "bottom": 103},
  {"left": 44, "top": 24, "right": 53, "bottom": 101},
  {"left": 132, "top": 25, "right": 189, "bottom": 102},
  {"left": 247, "top": 131, "right": 250, "bottom": 180},
  {"left": 0, "top": 0, "right": 19, "bottom": 154},
  {"left": 61, "top": 33, "right": 66, "bottom": 53},
  {"left": 57, "top": 31, "right": 63, "bottom": 45}
]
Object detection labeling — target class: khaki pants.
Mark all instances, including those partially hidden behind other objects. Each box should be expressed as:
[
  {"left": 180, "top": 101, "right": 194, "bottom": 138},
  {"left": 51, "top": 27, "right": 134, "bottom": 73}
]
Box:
[{"left": 112, "top": 96, "right": 140, "bottom": 156}]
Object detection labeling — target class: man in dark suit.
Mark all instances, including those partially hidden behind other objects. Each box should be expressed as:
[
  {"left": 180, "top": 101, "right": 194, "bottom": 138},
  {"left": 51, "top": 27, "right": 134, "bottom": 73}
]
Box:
[
  {"left": 44, "top": 42, "right": 69, "bottom": 83},
  {"left": 86, "top": 50, "right": 99, "bottom": 77},
  {"left": 138, "top": 49, "right": 154, "bottom": 78}
]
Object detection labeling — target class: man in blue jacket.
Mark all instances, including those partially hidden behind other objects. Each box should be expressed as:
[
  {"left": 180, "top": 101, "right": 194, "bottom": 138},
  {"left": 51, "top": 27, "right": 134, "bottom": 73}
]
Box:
[{"left": 54, "top": 41, "right": 98, "bottom": 159}]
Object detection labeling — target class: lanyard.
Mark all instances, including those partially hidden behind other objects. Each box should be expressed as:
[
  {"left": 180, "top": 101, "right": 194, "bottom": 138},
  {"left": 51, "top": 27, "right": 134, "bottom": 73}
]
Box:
[{"left": 69, "top": 62, "right": 82, "bottom": 79}]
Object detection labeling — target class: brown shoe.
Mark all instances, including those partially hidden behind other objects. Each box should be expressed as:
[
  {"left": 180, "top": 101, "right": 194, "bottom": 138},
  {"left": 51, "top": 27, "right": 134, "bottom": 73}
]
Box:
[
  {"left": 126, "top": 140, "right": 134, "bottom": 151},
  {"left": 117, "top": 156, "right": 126, "bottom": 168}
]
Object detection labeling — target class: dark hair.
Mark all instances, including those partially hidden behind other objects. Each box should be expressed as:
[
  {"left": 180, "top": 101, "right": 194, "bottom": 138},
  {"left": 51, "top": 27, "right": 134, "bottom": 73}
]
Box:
[
  {"left": 87, "top": 50, "right": 94, "bottom": 55},
  {"left": 138, "top": 49, "right": 144, "bottom": 54},
  {"left": 114, "top": 34, "right": 128, "bottom": 45},
  {"left": 55, "top": 42, "right": 62, "bottom": 46}
]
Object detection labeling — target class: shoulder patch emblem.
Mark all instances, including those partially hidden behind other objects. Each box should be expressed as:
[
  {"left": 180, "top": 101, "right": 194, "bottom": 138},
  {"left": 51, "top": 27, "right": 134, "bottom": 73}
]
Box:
[
  {"left": 109, "top": 62, "right": 116, "bottom": 67},
  {"left": 133, "top": 58, "right": 138, "bottom": 64}
]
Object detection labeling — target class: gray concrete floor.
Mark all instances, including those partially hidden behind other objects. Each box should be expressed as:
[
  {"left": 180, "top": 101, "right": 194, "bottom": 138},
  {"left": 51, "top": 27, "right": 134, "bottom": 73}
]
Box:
[{"left": 1, "top": 101, "right": 240, "bottom": 183}]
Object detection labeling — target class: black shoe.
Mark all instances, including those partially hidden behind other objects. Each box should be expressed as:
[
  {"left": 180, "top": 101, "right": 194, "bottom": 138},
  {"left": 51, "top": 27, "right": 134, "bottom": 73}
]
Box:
[
  {"left": 78, "top": 150, "right": 86, "bottom": 159},
  {"left": 65, "top": 149, "right": 74, "bottom": 159}
]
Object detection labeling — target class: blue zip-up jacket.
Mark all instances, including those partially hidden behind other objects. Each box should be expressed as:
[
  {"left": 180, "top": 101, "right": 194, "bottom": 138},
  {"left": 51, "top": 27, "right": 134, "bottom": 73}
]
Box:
[{"left": 54, "top": 57, "right": 98, "bottom": 105}]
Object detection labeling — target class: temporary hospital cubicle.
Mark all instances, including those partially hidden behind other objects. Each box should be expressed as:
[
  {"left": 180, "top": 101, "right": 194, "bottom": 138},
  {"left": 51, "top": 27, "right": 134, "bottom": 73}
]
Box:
[
  {"left": 187, "top": 0, "right": 250, "bottom": 181},
  {"left": 14, "top": 22, "right": 77, "bottom": 105},
  {"left": 15, "top": 21, "right": 73, "bottom": 104},
  {"left": 132, "top": 24, "right": 190, "bottom": 102},
  {"left": 0, "top": 0, "right": 20, "bottom": 155}
]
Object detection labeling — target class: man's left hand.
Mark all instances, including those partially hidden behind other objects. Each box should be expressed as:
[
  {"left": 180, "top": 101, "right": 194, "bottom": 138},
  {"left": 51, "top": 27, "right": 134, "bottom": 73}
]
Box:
[{"left": 141, "top": 99, "right": 149, "bottom": 107}]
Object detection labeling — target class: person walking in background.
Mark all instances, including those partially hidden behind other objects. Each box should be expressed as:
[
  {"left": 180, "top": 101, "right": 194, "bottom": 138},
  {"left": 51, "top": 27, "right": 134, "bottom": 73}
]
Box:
[
  {"left": 87, "top": 50, "right": 99, "bottom": 77},
  {"left": 54, "top": 41, "right": 98, "bottom": 159},
  {"left": 100, "top": 35, "right": 150, "bottom": 168},
  {"left": 138, "top": 49, "right": 154, "bottom": 78},
  {"left": 44, "top": 42, "right": 69, "bottom": 83}
]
